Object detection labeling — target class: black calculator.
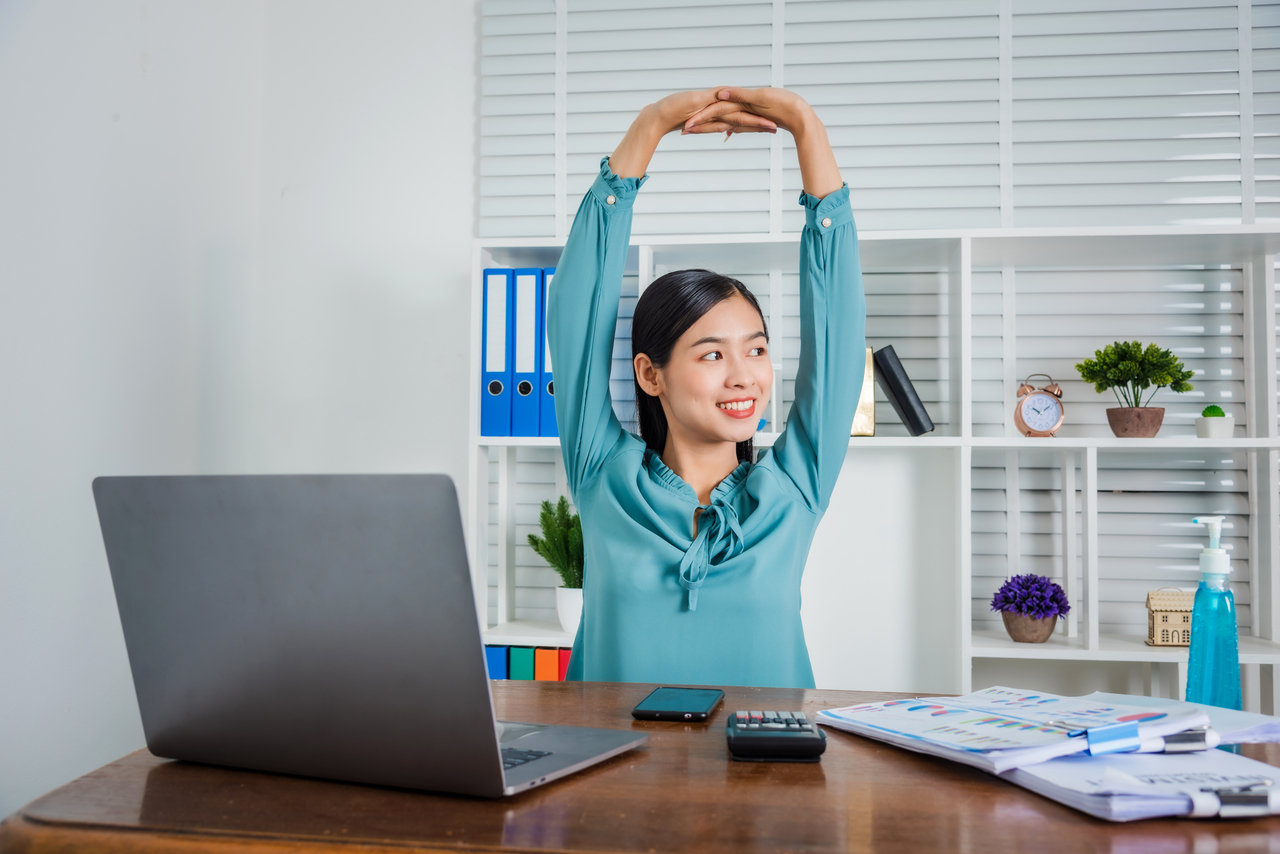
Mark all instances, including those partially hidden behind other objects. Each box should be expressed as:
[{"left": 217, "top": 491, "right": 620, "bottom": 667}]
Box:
[{"left": 726, "top": 710, "right": 827, "bottom": 762}]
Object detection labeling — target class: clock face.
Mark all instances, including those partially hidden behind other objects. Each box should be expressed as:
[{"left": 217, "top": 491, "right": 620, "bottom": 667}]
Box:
[{"left": 1021, "top": 393, "right": 1062, "bottom": 433}]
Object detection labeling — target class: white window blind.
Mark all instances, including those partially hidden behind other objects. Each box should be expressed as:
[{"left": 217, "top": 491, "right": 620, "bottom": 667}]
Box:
[
  {"left": 480, "top": 0, "right": 1274, "bottom": 235},
  {"left": 566, "top": 1, "right": 776, "bottom": 235},
  {"left": 784, "top": 0, "right": 1002, "bottom": 231},
  {"left": 480, "top": 0, "right": 556, "bottom": 237},
  {"left": 1013, "top": 0, "right": 1245, "bottom": 226}
]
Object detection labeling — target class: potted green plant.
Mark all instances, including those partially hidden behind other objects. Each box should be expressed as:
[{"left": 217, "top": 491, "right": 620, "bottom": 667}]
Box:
[
  {"left": 1075, "top": 341, "right": 1194, "bottom": 438},
  {"left": 1196, "top": 404, "right": 1234, "bottom": 440},
  {"left": 528, "top": 496, "right": 584, "bottom": 636}
]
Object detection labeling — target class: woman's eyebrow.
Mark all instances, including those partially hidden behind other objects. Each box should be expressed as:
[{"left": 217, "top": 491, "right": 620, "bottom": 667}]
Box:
[{"left": 689, "top": 330, "right": 768, "bottom": 348}]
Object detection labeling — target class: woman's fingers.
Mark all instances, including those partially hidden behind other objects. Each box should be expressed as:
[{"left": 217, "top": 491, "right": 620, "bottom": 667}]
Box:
[
  {"left": 683, "top": 99, "right": 761, "bottom": 131},
  {"left": 683, "top": 103, "right": 776, "bottom": 133},
  {"left": 710, "top": 87, "right": 813, "bottom": 133},
  {"left": 682, "top": 112, "right": 778, "bottom": 136}
]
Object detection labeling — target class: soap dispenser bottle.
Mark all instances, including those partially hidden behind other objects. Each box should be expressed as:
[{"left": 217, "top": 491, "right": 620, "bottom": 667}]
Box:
[{"left": 1185, "top": 516, "right": 1242, "bottom": 710}]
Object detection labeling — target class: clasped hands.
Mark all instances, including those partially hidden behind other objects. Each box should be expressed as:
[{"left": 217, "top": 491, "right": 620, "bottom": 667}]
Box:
[{"left": 647, "top": 86, "right": 817, "bottom": 141}]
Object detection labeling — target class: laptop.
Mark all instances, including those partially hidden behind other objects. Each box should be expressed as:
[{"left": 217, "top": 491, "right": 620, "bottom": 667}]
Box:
[{"left": 92, "top": 473, "right": 647, "bottom": 797}]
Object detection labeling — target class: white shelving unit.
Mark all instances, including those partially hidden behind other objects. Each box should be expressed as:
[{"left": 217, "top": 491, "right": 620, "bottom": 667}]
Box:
[{"left": 467, "top": 225, "right": 1280, "bottom": 707}]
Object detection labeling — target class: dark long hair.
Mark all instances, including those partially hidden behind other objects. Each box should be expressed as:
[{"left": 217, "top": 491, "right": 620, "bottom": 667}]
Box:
[{"left": 631, "top": 269, "right": 768, "bottom": 464}]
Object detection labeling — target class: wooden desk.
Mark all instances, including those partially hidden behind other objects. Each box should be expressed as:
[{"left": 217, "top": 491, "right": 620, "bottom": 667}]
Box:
[{"left": 5, "top": 681, "right": 1280, "bottom": 853}]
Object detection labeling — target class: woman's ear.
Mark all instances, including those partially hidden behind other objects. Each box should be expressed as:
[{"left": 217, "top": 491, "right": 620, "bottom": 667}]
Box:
[{"left": 633, "top": 353, "right": 664, "bottom": 397}]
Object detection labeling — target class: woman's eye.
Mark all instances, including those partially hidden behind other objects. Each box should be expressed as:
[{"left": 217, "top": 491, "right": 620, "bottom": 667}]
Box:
[
  {"left": 701, "top": 351, "right": 722, "bottom": 361},
  {"left": 750, "top": 347, "right": 766, "bottom": 356}
]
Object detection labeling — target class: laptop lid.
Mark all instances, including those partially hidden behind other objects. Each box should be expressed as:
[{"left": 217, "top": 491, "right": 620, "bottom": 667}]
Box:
[{"left": 93, "top": 474, "right": 508, "bottom": 797}]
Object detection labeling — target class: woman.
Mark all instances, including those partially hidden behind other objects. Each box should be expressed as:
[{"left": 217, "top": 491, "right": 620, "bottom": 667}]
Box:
[{"left": 547, "top": 87, "right": 865, "bottom": 689}]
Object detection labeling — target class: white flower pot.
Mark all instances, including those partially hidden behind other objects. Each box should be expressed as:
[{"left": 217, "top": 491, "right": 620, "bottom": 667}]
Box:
[
  {"left": 556, "top": 586, "right": 582, "bottom": 637},
  {"left": 1196, "top": 414, "right": 1234, "bottom": 439}
]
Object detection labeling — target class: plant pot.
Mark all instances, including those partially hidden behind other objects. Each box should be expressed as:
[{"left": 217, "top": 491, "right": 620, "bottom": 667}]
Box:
[
  {"left": 556, "top": 586, "right": 582, "bottom": 636},
  {"left": 1001, "top": 611, "right": 1058, "bottom": 643},
  {"left": 1196, "top": 414, "right": 1234, "bottom": 439},
  {"left": 1106, "top": 407, "right": 1164, "bottom": 438}
]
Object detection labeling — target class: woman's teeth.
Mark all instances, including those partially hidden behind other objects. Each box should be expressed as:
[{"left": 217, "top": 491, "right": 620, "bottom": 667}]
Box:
[{"left": 718, "top": 400, "right": 753, "bottom": 411}]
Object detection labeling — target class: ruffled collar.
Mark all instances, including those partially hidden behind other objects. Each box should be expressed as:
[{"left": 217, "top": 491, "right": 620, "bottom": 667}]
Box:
[{"left": 643, "top": 447, "right": 751, "bottom": 503}]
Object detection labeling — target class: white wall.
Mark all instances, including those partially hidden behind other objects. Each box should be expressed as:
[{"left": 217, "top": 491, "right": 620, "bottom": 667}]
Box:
[
  {"left": 804, "top": 449, "right": 959, "bottom": 694},
  {"left": 0, "top": 0, "right": 477, "bottom": 816}
]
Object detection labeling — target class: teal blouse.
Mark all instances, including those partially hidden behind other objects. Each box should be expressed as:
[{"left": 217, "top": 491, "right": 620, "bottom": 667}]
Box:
[{"left": 548, "top": 156, "right": 866, "bottom": 689}]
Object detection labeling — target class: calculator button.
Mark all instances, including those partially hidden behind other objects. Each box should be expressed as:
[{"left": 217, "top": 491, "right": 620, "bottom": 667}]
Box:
[
  {"left": 763, "top": 711, "right": 777, "bottom": 720},
  {"left": 782, "top": 711, "right": 795, "bottom": 721},
  {"left": 794, "top": 713, "right": 808, "bottom": 723}
]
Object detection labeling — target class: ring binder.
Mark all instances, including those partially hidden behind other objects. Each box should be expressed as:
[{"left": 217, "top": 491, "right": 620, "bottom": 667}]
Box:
[
  {"left": 512, "top": 268, "right": 543, "bottom": 437},
  {"left": 481, "top": 268, "right": 515, "bottom": 436}
]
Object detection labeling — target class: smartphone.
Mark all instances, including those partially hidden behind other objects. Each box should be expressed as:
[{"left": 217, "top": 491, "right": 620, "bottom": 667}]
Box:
[{"left": 631, "top": 687, "right": 725, "bottom": 722}]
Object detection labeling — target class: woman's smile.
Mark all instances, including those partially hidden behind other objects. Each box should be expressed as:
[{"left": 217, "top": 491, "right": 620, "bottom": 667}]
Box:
[{"left": 716, "top": 398, "right": 756, "bottom": 418}]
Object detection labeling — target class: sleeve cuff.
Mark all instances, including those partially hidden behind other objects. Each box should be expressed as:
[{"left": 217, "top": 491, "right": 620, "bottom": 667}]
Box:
[
  {"left": 589, "top": 155, "right": 649, "bottom": 211},
  {"left": 798, "top": 183, "right": 854, "bottom": 231}
]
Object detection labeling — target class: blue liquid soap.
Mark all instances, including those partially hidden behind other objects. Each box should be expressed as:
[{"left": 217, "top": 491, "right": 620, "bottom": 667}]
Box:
[{"left": 1185, "top": 515, "right": 1242, "bottom": 710}]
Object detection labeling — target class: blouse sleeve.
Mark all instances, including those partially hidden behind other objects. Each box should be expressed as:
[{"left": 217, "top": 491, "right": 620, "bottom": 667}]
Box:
[
  {"left": 768, "top": 184, "right": 866, "bottom": 514},
  {"left": 548, "top": 156, "right": 648, "bottom": 498}
]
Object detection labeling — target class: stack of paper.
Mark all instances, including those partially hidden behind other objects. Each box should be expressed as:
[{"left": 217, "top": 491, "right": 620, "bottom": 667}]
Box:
[
  {"left": 816, "top": 686, "right": 1210, "bottom": 773},
  {"left": 816, "top": 687, "right": 1280, "bottom": 821},
  {"left": 1008, "top": 750, "right": 1280, "bottom": 822}
]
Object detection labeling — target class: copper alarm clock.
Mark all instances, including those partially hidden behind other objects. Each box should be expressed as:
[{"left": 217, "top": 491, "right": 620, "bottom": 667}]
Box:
[{"left": 1014, "top": 373, "right": 1065, "bottom": 437}]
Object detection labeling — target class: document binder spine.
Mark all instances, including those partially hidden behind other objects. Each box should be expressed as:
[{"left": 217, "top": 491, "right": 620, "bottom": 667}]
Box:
[
  {"left": 481, "top": 268, "right": 514, "bottom": 436},
  {"left": 558, "top": 648, "right": 571, "bottom": 681},
  {"left": 512, "top": 268, "right": 543, "bottom": 437},
  {"left": 534, "top": 648, "right": 559, "bottom": 681},
  {"left": 509, "top": 647, "right": 535, "bottom": 681},
  {"left": 484, "top": 646, "right": 508, "bottom": 680},
  {"left": 540, "top": 267, "right": 558, "bottom": 437},
  {"left": 873, "top": 345, "right": 935, "bottom": 437}
]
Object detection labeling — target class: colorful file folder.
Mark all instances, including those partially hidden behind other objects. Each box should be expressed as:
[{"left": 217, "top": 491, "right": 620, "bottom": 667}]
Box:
[
  {"left": 512, "top": 268, "right": 543, "bottom": 437},
  {"left": 481, "top": 268, "right": 514, "bottom": 436},
  {"left": 540, "top": 267, "right": 558, "bottom": 437},
  {"left": 484, "top": 646, "right": 508, "bottom": 680},
  {"left": 534, "top": 648, "right": 559, "bottom": 681},
  {"left": 508, "top": 647, "right": 535, "bottom": 681}
]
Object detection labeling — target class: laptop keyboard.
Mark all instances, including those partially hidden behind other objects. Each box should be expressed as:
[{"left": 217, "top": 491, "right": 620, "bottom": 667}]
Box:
[{"left": 502, "top": 747, "right": 552, "bottom": 771}]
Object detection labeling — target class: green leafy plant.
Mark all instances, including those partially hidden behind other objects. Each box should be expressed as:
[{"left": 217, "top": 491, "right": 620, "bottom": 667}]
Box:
[
  {"left": 1074, "top": 341, "right": 1194, "bottom": 409},
  {"left": 1202, "top": 404, "right": 1226, "bottom": 418},
  {"left": 527, "top": 496, "right": 583, "bottom": 589}
]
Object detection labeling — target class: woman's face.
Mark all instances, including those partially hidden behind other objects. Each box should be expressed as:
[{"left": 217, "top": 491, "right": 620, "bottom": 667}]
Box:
[{"left": 636, "top": 293, "right": 773, "bottom": 449}]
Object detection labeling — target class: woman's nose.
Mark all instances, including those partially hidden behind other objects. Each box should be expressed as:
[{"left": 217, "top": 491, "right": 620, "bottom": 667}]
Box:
[{"left": 725, "top": 356, "right": 754, "bottom": 388}]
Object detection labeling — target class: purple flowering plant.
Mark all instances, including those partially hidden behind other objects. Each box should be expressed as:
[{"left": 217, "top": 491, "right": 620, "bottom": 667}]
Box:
[{"left": 990, "top": 573, "right": 1071, "bottom": 620}]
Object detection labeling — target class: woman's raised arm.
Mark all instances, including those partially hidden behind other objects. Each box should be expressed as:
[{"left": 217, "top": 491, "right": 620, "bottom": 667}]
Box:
[
  {"left": 688, "top": 89, "right": 864, "bottom": 513},
  {"left": 550, "top": 91, "right": 777, "bottom": 497}
]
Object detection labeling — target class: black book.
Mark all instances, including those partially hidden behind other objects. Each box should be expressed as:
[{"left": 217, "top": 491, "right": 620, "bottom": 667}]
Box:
[{"left": 872, "top": 345, "right": 935, "bottom": 437}]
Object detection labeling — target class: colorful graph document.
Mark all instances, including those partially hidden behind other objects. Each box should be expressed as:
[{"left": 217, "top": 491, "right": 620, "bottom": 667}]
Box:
[{"left": 816, "top": 687, "right": 1211, "bottom": 774}]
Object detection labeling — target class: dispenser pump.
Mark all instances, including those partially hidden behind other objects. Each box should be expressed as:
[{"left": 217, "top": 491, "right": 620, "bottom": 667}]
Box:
[{"left": 1192, "top": 516, "right": 1230, "bottom": 576}]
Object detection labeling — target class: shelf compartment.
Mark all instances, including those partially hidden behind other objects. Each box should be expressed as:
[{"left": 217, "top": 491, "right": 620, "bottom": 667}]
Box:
[
  {"left": 971, "top": 629, "right": 1280, "bottom": 663},
  {"left": 482, "top": 619, "right": 573, "bottom": 649},
  {"left": 473, "top": 435, "right": 1280, "bottom": 450}
]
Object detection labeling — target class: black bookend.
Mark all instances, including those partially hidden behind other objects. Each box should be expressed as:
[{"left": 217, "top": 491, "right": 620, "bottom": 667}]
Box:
[{"left": 872, "top": 345, "right": 935, "bottom": 437}]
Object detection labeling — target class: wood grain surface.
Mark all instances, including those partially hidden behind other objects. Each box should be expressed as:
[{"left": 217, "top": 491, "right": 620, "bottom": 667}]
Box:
[{"left": 4, "top": 681, "right": 1280, "bottom": 853}]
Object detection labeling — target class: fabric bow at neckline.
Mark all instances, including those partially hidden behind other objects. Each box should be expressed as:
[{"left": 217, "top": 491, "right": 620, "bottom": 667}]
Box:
[{"left": 678, "top": 501, "right": 745, "bottom": 611}]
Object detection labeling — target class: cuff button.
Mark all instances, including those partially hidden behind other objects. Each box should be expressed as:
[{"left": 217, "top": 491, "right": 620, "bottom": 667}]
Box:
[
  {"left": 606, "top": 195, "right": 616, "bottom": 205},
  {"left": 821, "top": 217, "right": 832, "bottom": 228}
]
